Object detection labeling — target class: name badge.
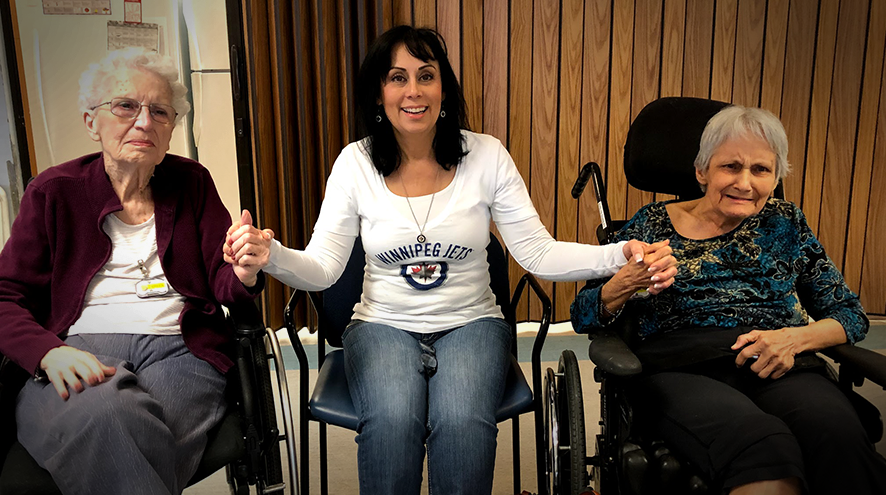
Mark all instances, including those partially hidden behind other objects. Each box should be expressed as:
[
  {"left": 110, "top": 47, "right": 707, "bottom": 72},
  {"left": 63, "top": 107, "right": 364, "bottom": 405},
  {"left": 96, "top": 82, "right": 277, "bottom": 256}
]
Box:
[{"left": 135, "top": 279, "right": 169, "bottom": 298}]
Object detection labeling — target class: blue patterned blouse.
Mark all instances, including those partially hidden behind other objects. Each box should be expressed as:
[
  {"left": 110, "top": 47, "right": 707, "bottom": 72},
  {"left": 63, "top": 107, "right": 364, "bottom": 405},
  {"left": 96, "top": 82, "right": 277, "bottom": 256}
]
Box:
[{"left": 570, "top": 199, "right": 868, "bottom": 343}]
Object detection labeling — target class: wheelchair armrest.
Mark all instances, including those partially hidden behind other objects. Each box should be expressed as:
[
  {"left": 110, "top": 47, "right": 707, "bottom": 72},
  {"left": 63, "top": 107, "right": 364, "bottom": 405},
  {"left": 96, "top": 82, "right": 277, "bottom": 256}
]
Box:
[
  {"left": 821, "top": 343, "right": 886, "bottom": 389},
  {"left": 510, "top": 273, "right": 552, "bottom": 366},
  {"left": 283, "top": 289, "right": 314, "bottom": 365},
  {"left": 226, "top": 301, "right": 267, "bottom": 418},
  {"left": 226, "top": 302, "right": 286, "bottom": 486},
  {"left": 588, "top": 330, "right": 643, "bottom": 377},
  {"left": 283, "top": 288, "right": 312, "bottom": 400},
  {"left": 283, "top": 289, "right": 307, "bottom": 334},
  {"left": 509, "top": 272, "right": 552, "bottom": 486},
  {"left": 227, "top": 301, "right": 264, "bottom": 338}
]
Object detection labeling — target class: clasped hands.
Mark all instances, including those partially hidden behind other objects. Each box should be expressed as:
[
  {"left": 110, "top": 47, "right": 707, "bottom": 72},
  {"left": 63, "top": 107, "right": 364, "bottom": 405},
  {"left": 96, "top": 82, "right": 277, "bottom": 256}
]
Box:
[
  {"left": 599, "top": 239, "right": 676, "bottom": 319},
  {"left": 620, "top": 239, "right": 678, "bottom": 295},
  {"left": 223, "top": 209, "right": 275, "bottom": 287}
]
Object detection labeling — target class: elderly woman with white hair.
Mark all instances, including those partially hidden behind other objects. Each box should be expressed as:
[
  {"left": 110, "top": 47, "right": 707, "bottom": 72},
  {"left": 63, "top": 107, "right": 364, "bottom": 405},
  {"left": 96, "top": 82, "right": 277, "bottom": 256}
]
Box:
[
  {"left": 0, "top": 48, "right": 262, "bottom": 494},
  {"left": 571, "top": 105, "right": 886, "bottom": 494}
]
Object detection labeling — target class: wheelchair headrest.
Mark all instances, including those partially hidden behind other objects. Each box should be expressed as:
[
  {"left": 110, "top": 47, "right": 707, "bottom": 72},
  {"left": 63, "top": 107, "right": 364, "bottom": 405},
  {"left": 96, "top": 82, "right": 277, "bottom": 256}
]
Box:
[{"left": 624, "top": 97, "right": 730, "bottom": 199}]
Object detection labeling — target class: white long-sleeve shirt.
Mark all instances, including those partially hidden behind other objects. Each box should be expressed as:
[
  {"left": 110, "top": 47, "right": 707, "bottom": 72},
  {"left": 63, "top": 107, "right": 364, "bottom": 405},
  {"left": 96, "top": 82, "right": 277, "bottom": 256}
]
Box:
[{"left": 266, "top": 131, "right": 628, "bottom": 333}]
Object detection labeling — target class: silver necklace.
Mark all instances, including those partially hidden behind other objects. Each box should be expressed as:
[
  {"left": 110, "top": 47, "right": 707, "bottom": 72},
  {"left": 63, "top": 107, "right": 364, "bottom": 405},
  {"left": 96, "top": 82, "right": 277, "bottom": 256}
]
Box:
[{"left": 399, "top": 167, "right": 441, "bottom": 243}]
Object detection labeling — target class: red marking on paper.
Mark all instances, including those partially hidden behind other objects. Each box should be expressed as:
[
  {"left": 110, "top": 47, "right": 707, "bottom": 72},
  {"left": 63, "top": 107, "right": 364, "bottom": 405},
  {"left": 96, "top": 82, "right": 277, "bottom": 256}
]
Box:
[{"left": 124, "top": 0, "right": 142, "bottom": 24}]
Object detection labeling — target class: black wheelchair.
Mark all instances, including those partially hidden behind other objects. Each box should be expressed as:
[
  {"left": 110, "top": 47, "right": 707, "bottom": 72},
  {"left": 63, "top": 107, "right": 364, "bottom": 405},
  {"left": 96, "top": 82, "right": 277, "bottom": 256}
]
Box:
[
  {"left": 284, "top": 234, "right": 557, "bottom": 495},
  {"left": 544, "top": 97, "right": 886, "bottom": 495},
  {"left": 0, "top": 302, "right": 298, "bottom": 495}
]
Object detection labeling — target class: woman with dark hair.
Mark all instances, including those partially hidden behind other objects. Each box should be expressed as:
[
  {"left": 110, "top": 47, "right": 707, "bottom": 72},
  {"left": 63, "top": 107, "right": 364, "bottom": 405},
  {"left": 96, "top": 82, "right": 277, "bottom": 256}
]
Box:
[
  {"left": 354, "top": 26, "right": 470, "bottom": 176},
  {"left": 225, "top": 26, "right": 676, "bottom": 494}
]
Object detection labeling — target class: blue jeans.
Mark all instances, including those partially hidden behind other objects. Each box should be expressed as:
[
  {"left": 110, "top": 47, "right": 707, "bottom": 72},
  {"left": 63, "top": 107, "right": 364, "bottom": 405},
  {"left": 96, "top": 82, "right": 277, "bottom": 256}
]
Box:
[{"left": 342, "top": 317, "right": 513, "bottom": 495}]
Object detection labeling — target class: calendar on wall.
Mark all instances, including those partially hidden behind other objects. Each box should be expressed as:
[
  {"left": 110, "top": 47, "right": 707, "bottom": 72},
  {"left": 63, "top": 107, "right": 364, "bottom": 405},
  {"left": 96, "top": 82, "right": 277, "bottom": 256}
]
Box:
[
  {"left": 42, "top": 0, "right": 111, "bottom": 15},
  {"left": 107, "top": 20, "right": 159, "bottom": 52}
]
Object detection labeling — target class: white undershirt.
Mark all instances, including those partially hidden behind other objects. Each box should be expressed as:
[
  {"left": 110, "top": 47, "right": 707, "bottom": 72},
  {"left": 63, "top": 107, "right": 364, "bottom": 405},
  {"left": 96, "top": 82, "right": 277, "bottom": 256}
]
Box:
[{"left": 67, "top": 214, "right": 185, "bottom": 336}]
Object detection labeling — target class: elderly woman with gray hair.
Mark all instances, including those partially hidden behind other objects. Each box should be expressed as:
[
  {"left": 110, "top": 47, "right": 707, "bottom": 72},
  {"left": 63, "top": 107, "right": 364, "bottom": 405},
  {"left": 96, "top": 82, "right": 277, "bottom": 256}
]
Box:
[
  {"left": 0, "top": 48, "right": 261, "bottom": 494},
  {"left": 571, "top": 105, "right": 886, "bottom": 494}
]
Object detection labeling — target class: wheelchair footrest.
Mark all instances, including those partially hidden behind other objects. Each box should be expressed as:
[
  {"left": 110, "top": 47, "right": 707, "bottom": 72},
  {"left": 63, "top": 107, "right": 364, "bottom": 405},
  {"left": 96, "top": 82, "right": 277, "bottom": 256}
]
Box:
[
  {"left": 618, "top": 440, "right": 711, "bottom": 495},
  {"left": 261, "top": 483, "right": 286, "bottom": 494}
]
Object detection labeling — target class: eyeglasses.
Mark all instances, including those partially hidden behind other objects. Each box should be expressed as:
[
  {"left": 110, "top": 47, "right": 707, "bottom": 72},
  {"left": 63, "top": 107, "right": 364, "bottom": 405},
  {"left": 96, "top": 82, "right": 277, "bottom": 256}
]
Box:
[{"left": 91, "top": 97, "right": 177, "bottom": 124}]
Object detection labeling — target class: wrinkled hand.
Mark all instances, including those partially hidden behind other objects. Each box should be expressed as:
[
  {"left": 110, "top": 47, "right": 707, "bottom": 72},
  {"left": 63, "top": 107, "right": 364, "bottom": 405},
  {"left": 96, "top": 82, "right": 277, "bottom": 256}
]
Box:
[
  {"left": 224, "top": 209, "right": 274, "bottom": 287},
  {"left": 40, "top": 346, "right": 116, "bottom": 400},
  {"left": 732, "top": 329, "right": 798, "bottom": 379},
  {"left": 620, "top": 239, "right": 677, "bottom": 295}
]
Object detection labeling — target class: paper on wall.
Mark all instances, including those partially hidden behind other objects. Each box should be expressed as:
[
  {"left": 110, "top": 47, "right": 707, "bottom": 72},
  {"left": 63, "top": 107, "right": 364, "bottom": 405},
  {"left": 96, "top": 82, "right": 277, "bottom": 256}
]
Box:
[
  {"left": 42, "top": 0, "right": 111, "bottom": 15},
  {"left": 107, "top": 20, "right": 159, "bottom": 52}
]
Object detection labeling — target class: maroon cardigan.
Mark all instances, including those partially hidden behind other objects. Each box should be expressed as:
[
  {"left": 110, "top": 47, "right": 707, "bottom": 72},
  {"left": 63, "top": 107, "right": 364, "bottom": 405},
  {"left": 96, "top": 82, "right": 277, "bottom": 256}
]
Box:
[{"left": 0, "top": 153, "right": 262, "bottom": 374}]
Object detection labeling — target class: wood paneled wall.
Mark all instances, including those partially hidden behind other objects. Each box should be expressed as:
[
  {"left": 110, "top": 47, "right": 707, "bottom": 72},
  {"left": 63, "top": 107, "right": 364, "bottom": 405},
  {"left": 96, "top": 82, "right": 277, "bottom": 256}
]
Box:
[{"left": 363, "top": 0, "right": 885, "bottom": 321}]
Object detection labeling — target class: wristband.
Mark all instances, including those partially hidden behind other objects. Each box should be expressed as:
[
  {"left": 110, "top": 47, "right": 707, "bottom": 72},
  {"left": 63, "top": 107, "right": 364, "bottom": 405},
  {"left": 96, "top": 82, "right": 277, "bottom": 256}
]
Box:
[{"left": 599, "top": 297, "right": 623, "bottom": 325}]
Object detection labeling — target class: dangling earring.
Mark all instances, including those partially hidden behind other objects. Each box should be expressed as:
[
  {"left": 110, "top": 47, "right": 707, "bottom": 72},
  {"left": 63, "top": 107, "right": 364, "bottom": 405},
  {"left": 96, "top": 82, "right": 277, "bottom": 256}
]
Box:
[
  {"left": 375, "top": 113, "right": 383, "bottom": 123},
  {"left": 440, "top": 109, "right": 446, "bottom": 118}
]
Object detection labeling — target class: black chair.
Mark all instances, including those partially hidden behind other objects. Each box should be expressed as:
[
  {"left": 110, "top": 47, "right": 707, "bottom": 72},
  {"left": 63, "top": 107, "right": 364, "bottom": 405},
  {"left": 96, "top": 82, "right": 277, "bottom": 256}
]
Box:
[
  {"left": 549, "top": 96, "right": 886, "bottom": 495},
  {"left": 284, "top": 234, "right": 555, "bottom": 495},
  {"left": 0, "top": 302, "right": 298, "bottom": 495}
]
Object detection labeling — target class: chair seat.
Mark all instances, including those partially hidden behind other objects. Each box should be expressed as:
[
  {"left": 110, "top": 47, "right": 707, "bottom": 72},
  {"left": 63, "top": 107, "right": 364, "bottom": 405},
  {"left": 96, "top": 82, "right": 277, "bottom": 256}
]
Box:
[
  {"left": 187, "top": 411, "right": 246, "bottom": 484},
  {"left": 0, "top": 441, "right": 60, "bottom": 495},
  {"left": 0, "top": 411, "right": 244, "bottom": 494},
  {"left": 310, "top": 350, "right": 533, "bottom": 430}
]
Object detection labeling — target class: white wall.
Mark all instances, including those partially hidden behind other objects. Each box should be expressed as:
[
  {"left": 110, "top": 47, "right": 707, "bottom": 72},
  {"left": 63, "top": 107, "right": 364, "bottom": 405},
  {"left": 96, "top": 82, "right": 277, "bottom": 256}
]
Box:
[
  {"left": 0, "top": 17, "right": 19, "bottom": 248},
  {"left": 182, "top": 0, "right": 241, "bottom": 223},
  {"left": 0, "top": 63, "right": 12, "bottom": 194},
  {"left": 0, "top": 59, "right": 12, "bottom": 248}
]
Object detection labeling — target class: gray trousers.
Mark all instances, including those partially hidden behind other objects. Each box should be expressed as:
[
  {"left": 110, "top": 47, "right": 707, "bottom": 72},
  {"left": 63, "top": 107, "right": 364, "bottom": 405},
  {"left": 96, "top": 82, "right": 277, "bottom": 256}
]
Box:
[{"left": 15, "top": 334, "right": 227, "bottom": 495}]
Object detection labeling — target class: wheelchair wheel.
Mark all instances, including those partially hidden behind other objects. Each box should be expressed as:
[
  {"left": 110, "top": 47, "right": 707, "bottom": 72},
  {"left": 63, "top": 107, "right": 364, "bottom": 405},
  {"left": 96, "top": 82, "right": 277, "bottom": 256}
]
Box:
[
  {"left": 557, "top": 350, "right": 588, "bottom": 494},
  {"left": 545, "top": 350, "right": 588, "bottom": 495},
  {"left": 544, "top": 367, "right": 560, "bottom": 494}
]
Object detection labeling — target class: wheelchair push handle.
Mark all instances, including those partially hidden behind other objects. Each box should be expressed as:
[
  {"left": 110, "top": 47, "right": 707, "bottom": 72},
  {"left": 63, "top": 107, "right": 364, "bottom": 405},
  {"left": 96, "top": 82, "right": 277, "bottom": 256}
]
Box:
[
  {"left": 572, "top": 162, "right": 615, "bottom": 244},
  {"left": 571, "top": 162, "right": 595, "bottom": 199}
]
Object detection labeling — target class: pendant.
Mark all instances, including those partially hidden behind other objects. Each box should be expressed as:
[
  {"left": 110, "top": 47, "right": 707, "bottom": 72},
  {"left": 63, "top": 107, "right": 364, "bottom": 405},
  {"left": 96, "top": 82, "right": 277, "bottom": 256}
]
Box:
[{"left": 417, "top": 234, "right": 427, "bottom": 243}]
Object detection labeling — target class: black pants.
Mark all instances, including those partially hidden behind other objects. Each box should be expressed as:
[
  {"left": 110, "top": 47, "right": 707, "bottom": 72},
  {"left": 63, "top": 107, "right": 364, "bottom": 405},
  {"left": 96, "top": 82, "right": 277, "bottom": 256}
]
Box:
[{"left": 628, "top": 359, "right": 886, "bottom": 494}]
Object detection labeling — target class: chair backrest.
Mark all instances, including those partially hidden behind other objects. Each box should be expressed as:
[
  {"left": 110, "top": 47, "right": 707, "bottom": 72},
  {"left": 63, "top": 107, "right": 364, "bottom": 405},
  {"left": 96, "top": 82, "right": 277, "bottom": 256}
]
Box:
[
  {"left": 313, "top": 239, "right": 366, "bottom": 348},
  {"left": 485, "top": 235, "right": 515, "bottom": 327},
  {"left": 623, "top": 97, "right": 730, "bottom": 200},
  {"left": 315, "top": 234, "right": 513, "bottom": 348}
]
